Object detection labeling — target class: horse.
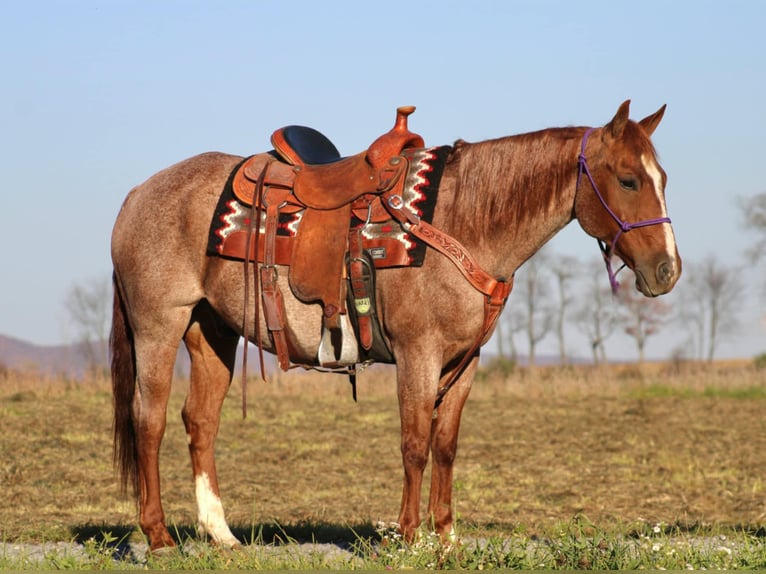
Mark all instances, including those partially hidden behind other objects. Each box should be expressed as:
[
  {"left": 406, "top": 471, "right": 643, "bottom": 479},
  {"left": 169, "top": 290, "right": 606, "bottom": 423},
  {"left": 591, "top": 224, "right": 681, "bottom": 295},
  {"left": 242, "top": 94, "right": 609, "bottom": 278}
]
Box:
[{"left": 110, "top": 100, "right": 681, "bottom": 551}]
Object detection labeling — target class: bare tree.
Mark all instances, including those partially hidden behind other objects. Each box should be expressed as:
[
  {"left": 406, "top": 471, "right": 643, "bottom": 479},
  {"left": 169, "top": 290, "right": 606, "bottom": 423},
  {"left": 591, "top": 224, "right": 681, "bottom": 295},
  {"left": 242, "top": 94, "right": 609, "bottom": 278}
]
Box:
[
  {"left": 680, "top": 255, "right": 744, "bottom": 362},
  {"left": 63, "top": 276, "right": 112, "bottom": 374},
  {"left": 617, "top": 274, "right": 671, "bottom": 363},
  {"left": 741, "top": 192, "right": 766, "bottom": 261},
  {"left": 512, "top": 249, "right": 554, "bottom": 366},
  {"left": 741, "top": 192, "right": 766, "bottom": 307},
  {"left": 550, "top": 255, "right": 578, "bottom": 364},
  {"left": 494, "top": 307, "right": 524, "bottom": 362},
  {"left": 573, "top": 262, "right": 618, "bottom": 364},
  {"left": 673, "top": 277, "right": 707, "bottom": 360}
]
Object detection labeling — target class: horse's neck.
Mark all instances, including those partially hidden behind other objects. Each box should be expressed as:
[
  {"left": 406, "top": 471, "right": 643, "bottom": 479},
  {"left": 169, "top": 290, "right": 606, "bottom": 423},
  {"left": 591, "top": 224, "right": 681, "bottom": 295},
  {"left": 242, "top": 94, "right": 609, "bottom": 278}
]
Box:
[{"left": 437, "top": 129, "right": 583, "bottom": 279}]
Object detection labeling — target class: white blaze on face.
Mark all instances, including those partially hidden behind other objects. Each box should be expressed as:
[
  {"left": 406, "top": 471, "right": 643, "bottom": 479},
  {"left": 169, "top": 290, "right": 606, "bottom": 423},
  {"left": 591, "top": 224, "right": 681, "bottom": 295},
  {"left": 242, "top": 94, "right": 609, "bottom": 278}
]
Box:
[
  {"left": 641, "top": 153, "right": 677, "bottom": 262},
  {"left": 195, "top": 472, "right": 239, "bottom": 548}
]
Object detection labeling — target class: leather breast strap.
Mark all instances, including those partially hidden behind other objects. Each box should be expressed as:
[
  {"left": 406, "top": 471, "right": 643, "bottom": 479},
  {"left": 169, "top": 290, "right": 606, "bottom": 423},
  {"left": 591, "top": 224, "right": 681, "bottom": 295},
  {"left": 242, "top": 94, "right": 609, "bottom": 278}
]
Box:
[{"left": 381, "top": 189, "right": 513, "bottom": 407}]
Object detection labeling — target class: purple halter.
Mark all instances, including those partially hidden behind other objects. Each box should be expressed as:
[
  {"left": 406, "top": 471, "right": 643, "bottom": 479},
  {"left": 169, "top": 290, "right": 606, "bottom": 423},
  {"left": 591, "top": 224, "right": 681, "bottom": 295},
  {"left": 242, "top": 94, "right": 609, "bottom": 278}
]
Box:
[{"left": 576, "top": 128, "right": 672, "bottom": 293}]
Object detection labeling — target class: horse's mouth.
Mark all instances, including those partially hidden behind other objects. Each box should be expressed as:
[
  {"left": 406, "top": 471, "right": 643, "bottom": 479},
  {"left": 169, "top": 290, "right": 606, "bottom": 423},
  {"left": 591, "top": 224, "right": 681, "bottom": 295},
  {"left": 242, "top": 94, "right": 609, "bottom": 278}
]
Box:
[
  {"left": 633, "top": 269, "right": 658, "bottom": 297},
  {"left": 633, "top": 260, "right": 679, "bottom": 297}
]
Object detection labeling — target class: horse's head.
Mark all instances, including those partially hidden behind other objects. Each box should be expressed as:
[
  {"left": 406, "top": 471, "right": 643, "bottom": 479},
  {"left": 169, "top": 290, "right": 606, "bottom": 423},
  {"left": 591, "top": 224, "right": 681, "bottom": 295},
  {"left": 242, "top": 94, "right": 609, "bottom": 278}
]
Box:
[{"left": 574, "top": 100, "right": 681, "bottom": 297}]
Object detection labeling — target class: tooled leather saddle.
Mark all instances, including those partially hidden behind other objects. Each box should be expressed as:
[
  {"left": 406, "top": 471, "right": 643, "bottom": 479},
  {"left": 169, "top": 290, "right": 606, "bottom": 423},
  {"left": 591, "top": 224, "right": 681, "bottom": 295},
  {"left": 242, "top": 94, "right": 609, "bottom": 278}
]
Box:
[{"left": 231, "top": 107, "right": 425, "bottom": 371}]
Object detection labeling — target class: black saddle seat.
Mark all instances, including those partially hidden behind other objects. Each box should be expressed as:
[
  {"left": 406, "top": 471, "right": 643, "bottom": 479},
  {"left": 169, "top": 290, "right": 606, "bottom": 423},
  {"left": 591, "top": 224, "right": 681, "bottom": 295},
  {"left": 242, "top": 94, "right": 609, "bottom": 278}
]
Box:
[{"left": 278, "top": 125, "right": 342, "bottom": 165}]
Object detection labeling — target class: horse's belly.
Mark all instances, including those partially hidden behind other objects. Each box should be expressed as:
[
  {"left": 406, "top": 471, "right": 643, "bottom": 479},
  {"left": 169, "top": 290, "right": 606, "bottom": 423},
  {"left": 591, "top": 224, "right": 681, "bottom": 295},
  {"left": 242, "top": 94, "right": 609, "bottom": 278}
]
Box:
[{"left": 204, "top": 260, "right": 325, "bottom": 363}]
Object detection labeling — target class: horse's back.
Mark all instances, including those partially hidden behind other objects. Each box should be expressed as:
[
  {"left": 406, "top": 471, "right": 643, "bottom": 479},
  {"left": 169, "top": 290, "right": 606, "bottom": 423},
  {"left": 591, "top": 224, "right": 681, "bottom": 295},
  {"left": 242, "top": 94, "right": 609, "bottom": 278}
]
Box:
[
  {"left": 113, "top": 152, "right": 241, "bottom": 267},
  {"left": 112, "top": 152, "right": 244, "bottom": 316}
]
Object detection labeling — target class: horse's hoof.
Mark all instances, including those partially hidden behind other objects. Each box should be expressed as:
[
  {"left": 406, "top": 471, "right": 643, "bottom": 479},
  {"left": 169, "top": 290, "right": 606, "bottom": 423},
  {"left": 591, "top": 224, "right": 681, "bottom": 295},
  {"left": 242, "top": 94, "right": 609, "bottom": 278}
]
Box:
[
  {"left": 217, "top": 541, "right": 243, "bottom": 553},
  {"left": 148, "top": 543, "right": 179, "bottom": 557}
]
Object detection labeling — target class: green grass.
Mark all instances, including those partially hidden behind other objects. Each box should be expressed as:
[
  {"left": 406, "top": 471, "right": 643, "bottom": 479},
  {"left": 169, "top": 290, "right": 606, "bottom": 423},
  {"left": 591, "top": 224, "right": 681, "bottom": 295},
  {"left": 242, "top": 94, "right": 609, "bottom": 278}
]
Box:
[
  {"left": 629, "top": 383, "right": 766, "bottom": 399},
  {"left": 4, "top": 519, "right": 766, "bottom": 569},
  {"left": 3, "top": 362, "right": 766, "bottom": 569}
]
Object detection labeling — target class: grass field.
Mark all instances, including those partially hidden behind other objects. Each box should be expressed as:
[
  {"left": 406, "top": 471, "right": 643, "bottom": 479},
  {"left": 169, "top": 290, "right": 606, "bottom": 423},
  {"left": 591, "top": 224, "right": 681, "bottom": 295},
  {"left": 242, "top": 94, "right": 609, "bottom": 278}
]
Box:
[{"left": 2, "top": 359, "right": 766, "bottom": 569}]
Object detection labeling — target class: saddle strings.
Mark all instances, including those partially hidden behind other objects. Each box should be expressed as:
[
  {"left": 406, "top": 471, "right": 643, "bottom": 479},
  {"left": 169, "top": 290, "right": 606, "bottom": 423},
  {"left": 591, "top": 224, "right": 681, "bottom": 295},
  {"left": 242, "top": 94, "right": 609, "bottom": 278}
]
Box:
[{"left": 240, "top": 167, "right": 268, "bottom": 419}]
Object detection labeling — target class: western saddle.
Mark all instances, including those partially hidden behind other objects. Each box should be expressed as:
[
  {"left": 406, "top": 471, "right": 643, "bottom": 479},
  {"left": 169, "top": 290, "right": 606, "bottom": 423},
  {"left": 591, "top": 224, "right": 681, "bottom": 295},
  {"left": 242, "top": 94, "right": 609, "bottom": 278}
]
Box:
[
  {"left": 232, "top": 106, "right": 425, "bottom": 371},
  {"left": 232, "top": 106, "right": 512, "bottom": 403}
]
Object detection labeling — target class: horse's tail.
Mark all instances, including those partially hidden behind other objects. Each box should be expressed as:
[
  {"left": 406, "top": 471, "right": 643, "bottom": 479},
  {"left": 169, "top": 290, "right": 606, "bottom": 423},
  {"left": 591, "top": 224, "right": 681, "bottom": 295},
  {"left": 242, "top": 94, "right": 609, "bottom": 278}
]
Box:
[{"left": 110, "top": 272, "right": 139, "bottom": 497}]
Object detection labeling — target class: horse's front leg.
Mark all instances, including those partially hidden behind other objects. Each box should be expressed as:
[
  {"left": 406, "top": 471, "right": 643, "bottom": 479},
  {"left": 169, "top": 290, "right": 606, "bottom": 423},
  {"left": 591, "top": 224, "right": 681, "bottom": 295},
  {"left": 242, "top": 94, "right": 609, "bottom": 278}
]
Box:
[
  {"left": 182, "top": 305, "right": 240, "bottom": 548},
  {"left": 395, "top": 354, "right": 442, "bottom": 541},
  {"left": 427, "top": 356, "right": 478, "bottom": 540}
]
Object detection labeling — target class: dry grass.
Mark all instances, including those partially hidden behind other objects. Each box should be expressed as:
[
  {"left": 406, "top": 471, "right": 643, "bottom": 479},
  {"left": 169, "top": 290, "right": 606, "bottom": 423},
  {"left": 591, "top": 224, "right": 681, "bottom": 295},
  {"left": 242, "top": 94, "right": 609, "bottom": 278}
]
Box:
[{"left": 1, "top": 360, "right": 765, "bottom": 544}]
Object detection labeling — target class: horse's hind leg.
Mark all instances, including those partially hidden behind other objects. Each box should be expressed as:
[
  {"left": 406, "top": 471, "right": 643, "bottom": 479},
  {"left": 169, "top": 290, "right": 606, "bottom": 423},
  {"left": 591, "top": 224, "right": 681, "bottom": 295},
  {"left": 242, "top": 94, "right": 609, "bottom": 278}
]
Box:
[
  {"left": 132, "top": 326, "right": 192, "bottom": 551},
  {"left": 427, "top": 356, "right": 478, "bottom": 540},
  {"left": 181, "top": 302, "right": 240, "bottom": 548}
]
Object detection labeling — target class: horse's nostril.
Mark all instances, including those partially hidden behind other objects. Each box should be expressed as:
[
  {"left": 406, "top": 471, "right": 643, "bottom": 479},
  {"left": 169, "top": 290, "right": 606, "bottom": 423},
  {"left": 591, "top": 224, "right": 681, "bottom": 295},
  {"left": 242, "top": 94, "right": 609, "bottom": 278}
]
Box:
[{"left": 657, "top": 261, "right": 672, "bottom": 285}]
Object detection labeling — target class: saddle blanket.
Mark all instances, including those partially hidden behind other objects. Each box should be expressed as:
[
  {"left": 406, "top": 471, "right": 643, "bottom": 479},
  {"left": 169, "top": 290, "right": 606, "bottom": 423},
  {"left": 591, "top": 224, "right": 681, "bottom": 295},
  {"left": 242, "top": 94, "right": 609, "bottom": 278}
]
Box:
[{"left": 207, "top": 146, "right": 452, "bottom": 268}]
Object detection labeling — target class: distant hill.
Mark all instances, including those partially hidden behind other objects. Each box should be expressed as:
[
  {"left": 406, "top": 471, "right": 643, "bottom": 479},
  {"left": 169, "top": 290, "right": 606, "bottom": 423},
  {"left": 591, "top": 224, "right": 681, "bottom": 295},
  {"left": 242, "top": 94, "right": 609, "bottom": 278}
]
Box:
[
  {"left": 0, "top": 334, "right": 191, "bottom": 378},
  {"left": 0, "top": 334, "right": 278, "bottom": 379},
  {"left": 0, "top": 334, "right": 94, "bottom": 378},
  {"left": 0, "top": 333, "right": 588, "bottom": 380}
]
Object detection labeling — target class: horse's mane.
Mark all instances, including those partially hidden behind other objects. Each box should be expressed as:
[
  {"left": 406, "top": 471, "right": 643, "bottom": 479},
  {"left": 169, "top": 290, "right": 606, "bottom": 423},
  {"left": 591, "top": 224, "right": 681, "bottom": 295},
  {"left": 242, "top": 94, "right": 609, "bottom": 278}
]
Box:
[
  {"left": 446, "top": 122, "right": 658, "bottom": 238},
  {"left": 447, "top": 127, "right": 584, "bottom": 237}
]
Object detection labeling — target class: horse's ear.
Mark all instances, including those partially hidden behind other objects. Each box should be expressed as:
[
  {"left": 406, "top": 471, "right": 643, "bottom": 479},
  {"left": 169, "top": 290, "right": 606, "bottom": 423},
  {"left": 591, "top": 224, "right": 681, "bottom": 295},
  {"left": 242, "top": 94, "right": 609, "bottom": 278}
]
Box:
[
  {"left": 606, "top": 100, "right": 631, "bottom": 139},
  {"left": 638, "top": 104, "right": 666, "bottom": 137}
]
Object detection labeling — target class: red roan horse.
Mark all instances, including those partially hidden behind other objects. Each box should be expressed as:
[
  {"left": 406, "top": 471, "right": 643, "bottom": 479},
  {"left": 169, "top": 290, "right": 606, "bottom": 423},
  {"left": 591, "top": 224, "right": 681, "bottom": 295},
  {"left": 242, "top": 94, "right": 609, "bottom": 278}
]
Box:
[{"left": 111, "top": 101, "right": 680, "bottom": 551}]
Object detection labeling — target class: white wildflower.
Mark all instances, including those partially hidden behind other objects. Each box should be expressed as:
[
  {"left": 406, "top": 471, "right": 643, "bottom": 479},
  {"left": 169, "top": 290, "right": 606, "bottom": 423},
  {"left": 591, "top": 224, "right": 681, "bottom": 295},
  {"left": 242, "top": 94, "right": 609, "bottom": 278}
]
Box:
[{"left": 716, "top": 545, "right": 732, "bottom": 556}]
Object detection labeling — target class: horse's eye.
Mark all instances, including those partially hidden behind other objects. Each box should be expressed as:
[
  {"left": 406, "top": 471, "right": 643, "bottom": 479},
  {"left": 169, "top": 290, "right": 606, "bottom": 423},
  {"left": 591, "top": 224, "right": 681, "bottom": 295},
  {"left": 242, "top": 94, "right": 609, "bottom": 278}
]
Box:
[{"left": 619, "top": 177, "right": 638, "bottom": 191}]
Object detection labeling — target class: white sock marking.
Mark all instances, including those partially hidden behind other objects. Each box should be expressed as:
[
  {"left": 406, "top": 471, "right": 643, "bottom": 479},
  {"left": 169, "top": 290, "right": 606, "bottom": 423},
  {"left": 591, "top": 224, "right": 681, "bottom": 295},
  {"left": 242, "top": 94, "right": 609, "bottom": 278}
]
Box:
[{"left": 195, "top": 472, "right": 239, "bottom": 548}]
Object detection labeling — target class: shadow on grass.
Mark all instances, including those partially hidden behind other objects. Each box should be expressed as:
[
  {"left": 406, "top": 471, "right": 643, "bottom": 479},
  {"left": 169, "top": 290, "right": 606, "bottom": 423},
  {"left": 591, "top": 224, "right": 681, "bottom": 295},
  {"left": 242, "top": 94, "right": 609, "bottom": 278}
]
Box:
[
  {"left": 232, "top": 521, "right": 381, "bottom": 545},
  {"left": 71, "top": 519, "right": 766, "bottom": 550},
  {"left": 70, "top": 520, "right": 382, "bottom": 561}
]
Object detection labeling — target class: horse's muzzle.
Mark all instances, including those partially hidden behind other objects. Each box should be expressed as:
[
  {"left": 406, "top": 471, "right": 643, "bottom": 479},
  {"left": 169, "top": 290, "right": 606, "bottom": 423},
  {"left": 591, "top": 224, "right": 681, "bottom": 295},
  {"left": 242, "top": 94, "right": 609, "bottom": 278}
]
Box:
[{"left": 634, "top": 255, "right": 681, "bottom": 297}]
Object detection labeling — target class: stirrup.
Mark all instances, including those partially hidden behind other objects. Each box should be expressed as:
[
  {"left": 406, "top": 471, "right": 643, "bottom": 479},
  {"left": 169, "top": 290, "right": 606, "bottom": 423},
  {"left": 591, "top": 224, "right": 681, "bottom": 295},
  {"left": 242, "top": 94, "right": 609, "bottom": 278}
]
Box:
[{"left": 318, "top": 314, "right": 359, "bottom": 366}]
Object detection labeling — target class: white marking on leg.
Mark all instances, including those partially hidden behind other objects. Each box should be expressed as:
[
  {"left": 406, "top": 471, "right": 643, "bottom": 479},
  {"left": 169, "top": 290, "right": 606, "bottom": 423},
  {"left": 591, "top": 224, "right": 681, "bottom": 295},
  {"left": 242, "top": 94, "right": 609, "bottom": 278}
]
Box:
[
  {"left": 641, "top": 154, "right": 678, "bottom": 265},
  {"left": 195, "top": 472, "right": 239, "bottom": 548}
]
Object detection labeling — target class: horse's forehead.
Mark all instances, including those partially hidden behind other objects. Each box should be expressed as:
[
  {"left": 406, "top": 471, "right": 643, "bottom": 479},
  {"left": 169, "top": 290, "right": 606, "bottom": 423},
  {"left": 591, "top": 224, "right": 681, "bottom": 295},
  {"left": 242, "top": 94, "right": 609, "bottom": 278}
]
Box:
[
  {"left": 621, "top": 122, "right": 656, "bottom": 156},
  {"left": 607, "top": 124, "right": 659, "bottom": 170}
]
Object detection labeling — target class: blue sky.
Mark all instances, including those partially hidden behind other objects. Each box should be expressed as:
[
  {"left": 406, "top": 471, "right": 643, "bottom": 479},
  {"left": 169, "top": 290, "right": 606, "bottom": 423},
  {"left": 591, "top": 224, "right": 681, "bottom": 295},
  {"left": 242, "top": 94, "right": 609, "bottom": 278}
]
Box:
[{"left": 2, "top": 1, "right": 765, "bottom": 360}]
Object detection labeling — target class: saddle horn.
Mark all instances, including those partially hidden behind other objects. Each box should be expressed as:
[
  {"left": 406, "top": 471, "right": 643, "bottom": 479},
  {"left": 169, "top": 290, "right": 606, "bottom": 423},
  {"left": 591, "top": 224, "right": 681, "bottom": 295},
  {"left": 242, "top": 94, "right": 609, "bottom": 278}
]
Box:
[{"left": 367, "top": 106, "right": 425, "bottom": 169}]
